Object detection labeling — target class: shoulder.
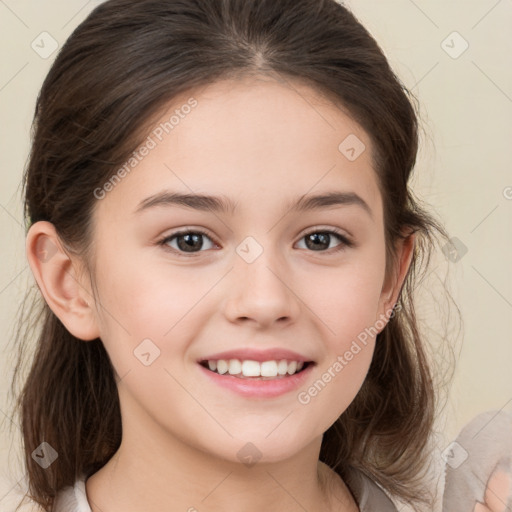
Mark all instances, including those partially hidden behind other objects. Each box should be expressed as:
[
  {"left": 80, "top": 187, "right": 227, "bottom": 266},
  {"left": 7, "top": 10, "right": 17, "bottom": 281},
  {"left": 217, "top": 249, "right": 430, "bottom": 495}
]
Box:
[
  {"left": 345, "top": 467, "right": 398, "bottom": 512},
  {"left": 442, "top": 409, "right": 512, "bottom": 511},
  {"left": 53, "top": 476, "right": 91, "bottom": 512}
]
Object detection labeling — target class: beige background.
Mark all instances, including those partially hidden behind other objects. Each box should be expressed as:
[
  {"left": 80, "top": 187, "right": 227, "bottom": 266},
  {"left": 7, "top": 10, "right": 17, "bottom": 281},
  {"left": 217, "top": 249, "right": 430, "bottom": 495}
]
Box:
[{"left": 1, "top": 0, "right": 511, "bottom": 510}]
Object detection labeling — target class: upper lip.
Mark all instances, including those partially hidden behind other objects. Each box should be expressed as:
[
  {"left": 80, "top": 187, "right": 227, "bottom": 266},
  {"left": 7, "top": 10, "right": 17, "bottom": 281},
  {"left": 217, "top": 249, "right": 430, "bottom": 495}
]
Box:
[{"left": 198, "top": 348, "right": 314, "bottom": 363}]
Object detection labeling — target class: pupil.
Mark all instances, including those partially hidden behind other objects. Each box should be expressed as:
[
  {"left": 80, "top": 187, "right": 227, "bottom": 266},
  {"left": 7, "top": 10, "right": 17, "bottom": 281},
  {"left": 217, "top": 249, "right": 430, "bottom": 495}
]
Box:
[{"left": 306, "top": 232, "right": 329, "bottom": 250}]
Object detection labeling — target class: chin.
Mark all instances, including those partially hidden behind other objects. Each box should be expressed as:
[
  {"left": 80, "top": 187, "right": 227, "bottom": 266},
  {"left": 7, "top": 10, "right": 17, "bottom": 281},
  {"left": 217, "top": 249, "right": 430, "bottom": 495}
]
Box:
[{"left": 200, "top": 432, "right": 313, "bottom": 467}]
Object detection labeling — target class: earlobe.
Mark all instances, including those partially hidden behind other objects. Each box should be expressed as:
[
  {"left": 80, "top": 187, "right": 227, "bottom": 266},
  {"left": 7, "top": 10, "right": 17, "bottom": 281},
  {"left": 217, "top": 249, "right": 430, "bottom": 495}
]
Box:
[{"left": 26, "top": 221, "right": 100, "bottom": 341}]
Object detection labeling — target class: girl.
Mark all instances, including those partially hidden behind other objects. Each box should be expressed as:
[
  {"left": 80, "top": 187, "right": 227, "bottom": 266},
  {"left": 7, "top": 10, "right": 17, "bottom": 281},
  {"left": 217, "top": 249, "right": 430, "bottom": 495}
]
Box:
[{"left": 12, "top": 0, "right": 448, "bottom": 510}]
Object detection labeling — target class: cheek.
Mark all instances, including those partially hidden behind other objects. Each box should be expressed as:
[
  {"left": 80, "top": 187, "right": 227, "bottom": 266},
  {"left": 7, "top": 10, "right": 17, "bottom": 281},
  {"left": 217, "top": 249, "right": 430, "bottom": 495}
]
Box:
[
  {"left": 293, "top": 251, "right": 386, "bottom": 427},
  {"left": 297, "top": 341, "right": 375, "bottom": 434},
  {"left": 92, "top": 244, "right": 203, "bottom": 338},
  {"left": 313, "top": 247, "right": 387, "bottom": 346},
  {"left": 297, "top": 268, "right": 380, "bottom": 411},
  {"left": 90, "top": 255, "right": 206, "bottom": 432}
]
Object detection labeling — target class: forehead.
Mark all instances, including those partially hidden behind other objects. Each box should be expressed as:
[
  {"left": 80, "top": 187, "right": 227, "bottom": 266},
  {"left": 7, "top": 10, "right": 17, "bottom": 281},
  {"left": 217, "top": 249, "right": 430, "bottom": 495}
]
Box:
[
  {"left": 168, "top": 75, "right": 371, "bottom": 163},
  {"left": 95, "top": 75, "right": 382, "bottom": 222}
]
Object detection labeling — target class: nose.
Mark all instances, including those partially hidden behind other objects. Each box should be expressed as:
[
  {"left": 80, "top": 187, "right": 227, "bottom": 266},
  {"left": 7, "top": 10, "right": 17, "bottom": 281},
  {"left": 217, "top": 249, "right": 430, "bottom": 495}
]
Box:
[{"left": 223, "top": 246, "right": 301, "bottom": 329}]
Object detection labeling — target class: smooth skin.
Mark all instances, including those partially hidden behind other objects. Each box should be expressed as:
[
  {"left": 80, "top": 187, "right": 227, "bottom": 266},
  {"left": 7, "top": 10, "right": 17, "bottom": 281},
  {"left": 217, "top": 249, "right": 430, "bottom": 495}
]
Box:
[
  {"left": 474, "top": 467, "right": 512, "bottom": 512},
  {"left": 26, "top": 75, "right": 415, "bottom": 512}
]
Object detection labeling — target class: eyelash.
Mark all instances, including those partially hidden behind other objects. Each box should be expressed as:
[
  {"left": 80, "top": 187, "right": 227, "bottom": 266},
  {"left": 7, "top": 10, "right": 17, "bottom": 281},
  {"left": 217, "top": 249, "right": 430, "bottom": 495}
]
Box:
[{"left": 157, "top": 227, "right": 354, "bottom": 258}]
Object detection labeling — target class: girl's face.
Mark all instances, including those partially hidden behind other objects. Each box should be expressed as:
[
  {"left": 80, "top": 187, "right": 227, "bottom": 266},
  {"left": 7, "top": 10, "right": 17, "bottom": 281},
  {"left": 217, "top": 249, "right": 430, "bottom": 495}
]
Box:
[{"left": 87, "top": 76, "right": 398, "bottom": 464}]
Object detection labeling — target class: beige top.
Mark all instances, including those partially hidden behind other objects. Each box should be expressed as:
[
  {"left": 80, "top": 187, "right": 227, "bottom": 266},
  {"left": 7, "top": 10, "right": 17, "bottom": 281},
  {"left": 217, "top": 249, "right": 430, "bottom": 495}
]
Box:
[{"left": 52, "top": 468, "right": 397, "bottom": 511}]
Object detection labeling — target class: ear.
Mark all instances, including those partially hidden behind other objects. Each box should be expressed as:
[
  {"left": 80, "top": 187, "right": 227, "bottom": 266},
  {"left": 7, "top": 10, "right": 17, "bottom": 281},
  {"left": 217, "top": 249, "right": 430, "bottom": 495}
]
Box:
[
  {"left": 26, "top": 221, "right": 100, "bottom": 341},
  {"left": 376, "top": 231, "right": 415, "bottom": 324}
]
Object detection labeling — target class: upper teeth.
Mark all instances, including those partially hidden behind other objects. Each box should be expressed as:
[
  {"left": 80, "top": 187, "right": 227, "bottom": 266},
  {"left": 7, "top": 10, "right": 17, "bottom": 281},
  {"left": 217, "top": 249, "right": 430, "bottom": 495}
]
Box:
[{"left": 207, "top": 359, "right": 305, "bottom": 377}]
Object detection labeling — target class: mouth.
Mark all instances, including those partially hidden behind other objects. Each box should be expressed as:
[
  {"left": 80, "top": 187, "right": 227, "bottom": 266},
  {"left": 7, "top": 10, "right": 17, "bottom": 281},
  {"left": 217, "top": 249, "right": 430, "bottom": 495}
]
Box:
[
  {"left": 196, "top": 348, "right": 316, "bottom": 398},
  {"left": 198, "top": 358, "right": 314, "bottom": 380}
]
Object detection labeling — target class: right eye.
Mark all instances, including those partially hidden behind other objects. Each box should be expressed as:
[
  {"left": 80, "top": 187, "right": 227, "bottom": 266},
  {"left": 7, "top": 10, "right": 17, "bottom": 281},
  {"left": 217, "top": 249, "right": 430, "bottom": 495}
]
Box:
[{"left": 158, "top": 229, "right": 218, "bottom": 256}]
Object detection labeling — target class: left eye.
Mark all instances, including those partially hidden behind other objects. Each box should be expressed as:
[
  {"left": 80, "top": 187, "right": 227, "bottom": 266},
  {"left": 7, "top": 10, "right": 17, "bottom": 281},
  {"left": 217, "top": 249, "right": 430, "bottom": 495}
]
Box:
[
  {"left": 296, "top": 230, "right": 351, "bottom": 252},
  {"left": 158, "top": 228, "right": 352, "bottom": 256}
]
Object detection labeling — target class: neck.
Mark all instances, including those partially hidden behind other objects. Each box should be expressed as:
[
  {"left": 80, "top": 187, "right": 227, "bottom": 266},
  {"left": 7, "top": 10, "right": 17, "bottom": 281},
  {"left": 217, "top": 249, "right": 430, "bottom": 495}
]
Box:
[{"left": 85, "top": 417, "right": 357, "bottom": 512}]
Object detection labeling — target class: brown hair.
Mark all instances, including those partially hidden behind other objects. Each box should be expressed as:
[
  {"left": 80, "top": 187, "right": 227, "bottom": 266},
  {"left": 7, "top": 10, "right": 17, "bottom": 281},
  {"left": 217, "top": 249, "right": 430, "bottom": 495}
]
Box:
[{"left": 10, "top": 0, "right": 450, "bottom": 509}]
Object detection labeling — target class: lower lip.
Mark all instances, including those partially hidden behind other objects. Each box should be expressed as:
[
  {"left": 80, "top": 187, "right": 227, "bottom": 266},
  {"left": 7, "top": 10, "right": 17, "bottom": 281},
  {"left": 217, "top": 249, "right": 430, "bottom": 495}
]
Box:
[{"left": 198, "top": 363, "right": 315, "bottom": 399}]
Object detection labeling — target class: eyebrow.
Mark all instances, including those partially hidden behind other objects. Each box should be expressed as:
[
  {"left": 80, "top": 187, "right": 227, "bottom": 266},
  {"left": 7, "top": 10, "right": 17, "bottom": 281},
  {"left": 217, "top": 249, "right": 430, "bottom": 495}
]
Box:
[{"left": 135, "top": 190, "right": 373, "bottom": 218}]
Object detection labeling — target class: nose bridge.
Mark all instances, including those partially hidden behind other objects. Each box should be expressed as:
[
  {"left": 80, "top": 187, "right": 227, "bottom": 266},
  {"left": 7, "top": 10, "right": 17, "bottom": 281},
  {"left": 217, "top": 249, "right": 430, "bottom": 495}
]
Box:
[{"left": 224, "top": 234, "right": 300, "bottom": 325}]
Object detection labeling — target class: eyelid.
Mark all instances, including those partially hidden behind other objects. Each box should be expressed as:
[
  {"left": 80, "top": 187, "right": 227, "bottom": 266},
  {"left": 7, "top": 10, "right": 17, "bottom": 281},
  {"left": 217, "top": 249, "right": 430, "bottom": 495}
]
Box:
[{"left": 300, "top": 225, "right": 353, "bottom": 242}]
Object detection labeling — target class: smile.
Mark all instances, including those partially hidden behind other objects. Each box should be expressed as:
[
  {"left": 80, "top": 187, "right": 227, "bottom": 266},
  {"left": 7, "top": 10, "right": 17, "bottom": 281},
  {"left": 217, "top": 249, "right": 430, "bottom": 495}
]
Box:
[
  {"left": 200, "top": 359, "right": 310, "bottom": 379},
  {"left": 198, "top": 358, "right": 315, "bottom": 398}
]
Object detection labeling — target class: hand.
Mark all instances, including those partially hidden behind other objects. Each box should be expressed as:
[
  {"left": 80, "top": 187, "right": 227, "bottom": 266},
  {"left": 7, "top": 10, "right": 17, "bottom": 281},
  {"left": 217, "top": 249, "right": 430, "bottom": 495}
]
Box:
[
  {"left": 473, "top": 463, "right": 512, "bottom": 512},
  {"left": 442, "top": 410, "right": 512, "bottom": 512}
]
